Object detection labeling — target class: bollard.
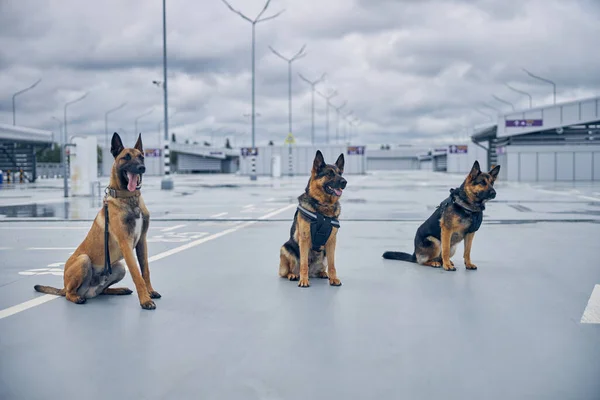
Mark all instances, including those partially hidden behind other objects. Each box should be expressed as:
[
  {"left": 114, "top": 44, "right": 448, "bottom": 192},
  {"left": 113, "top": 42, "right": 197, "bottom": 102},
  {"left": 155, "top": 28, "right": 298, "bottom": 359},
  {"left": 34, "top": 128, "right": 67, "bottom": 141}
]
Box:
[
  {"left": 19, "top": 168, "right": 24, "bottom": 184},
  {"left": 6, "top": 170, "right": 11, "bottom": 184}
]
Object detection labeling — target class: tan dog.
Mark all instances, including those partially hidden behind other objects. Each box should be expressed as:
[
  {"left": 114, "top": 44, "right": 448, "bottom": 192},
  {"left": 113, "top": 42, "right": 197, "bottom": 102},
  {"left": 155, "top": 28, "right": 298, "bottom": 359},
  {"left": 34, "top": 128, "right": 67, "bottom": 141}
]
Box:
[
  {"left": 34, "top": 132, "right": 160, "bottom": 310},
  {"left": 279, "top": 150, "right": 347, "bottom": 287}
]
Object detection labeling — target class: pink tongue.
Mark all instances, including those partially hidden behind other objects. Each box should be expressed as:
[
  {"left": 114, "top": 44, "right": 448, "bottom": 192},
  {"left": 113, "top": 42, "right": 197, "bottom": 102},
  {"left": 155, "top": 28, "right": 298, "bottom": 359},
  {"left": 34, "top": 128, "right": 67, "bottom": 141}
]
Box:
[
  {"left": 334, "top": 188, "right": 343, "bottom": 196},
  {"left": 127, "top": 172, "right": 137, "bottom": 192}
]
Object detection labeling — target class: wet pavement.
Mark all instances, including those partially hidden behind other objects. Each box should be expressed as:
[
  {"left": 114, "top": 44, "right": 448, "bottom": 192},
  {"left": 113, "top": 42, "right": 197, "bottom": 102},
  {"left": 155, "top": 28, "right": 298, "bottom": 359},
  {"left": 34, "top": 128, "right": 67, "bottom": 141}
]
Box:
[{"left": 0, "top": 171, "right": 599, "bottom": 400}]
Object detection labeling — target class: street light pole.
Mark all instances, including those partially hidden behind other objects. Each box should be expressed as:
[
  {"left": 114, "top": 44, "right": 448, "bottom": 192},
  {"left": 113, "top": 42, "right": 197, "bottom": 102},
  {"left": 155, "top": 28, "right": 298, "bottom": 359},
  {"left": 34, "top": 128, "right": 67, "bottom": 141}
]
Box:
[
  {"left": 491, "top": 94, "right": 515, "bottom": 111},
  {"left": 268, "top": 44, "right": 306, "bottom": 138},
  {"left": 221, "top": 0, "right": 285, "bottom": 181},
  {"left": 317, "top": 89, "right": 338, "bottom": 144},
  {"left": 159, "top": 0, "right": 173, "bottom": 190},
  {"left": 134, "top": 108, "right": 155, "bottom": 142},
  {"left": 473, "top": 108, "right": 493, "bottom": 122},
  {"left": 331, "top": 100, "right": 347, "bottom": 144},
  {"left": 51, "top": 116, "right": 63, "bottom": 148},
  {"left": 12, "top": 78, "right": 42, "bottom": 125},
  {"left": 63, "top": 91, "right": 89, "bottom": 198},
  {"left": 522, "top": 68, "right": 556, "bottom": 105},
  {"left": 298, "top": 73, "right": 326, "bottom": 145},
  {"left": 105, "top": 102, "right": 127, "bottom": 149},
  {"left": 505, "top": 83, "right": 533, "bottom": 108}
]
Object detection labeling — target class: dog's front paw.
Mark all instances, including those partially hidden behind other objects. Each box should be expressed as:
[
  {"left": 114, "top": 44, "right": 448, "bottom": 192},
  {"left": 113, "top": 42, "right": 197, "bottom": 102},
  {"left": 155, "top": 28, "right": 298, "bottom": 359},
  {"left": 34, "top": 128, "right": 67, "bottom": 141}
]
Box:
[
  {"left": 140, "top": 299, "right": 156, "bottom": 310},
  {"left": 443, "top": 263, "right": 456, "bottom": 271},
  {"left": 149, "top": 290, "right": 161, "bottom": 299},
  {"left": 298, "top": 277, "right": 310, "bottom": 288},
  {"left": 465, "top": 262, "right": 478, "bottom": 270},
  {"left": 287, "top": 273, "right": 299, "bottom": 281},
  {"left": 329, "top": 277, "right": 342, "bottom": 286}
]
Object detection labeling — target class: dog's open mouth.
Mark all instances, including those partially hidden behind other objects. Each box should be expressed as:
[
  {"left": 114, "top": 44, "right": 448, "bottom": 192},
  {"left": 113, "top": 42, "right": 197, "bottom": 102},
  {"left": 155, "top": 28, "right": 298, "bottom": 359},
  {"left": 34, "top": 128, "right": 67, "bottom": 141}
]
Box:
[
  {"left": 124, "top": 171, "right": 141, "bottom": 192},
  {"left": 326, "top": 185, "right": 343, "bottom": 197}
]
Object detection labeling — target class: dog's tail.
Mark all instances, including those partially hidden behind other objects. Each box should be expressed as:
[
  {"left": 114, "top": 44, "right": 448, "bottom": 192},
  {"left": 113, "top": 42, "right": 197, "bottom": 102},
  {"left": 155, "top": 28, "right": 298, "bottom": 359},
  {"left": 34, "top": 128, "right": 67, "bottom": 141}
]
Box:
[
  {"left": 382, "top": 251, "right": 417, "bottom": 263},
  {"left": 33, "top": 285, "right": 66, "bottom": 296}
]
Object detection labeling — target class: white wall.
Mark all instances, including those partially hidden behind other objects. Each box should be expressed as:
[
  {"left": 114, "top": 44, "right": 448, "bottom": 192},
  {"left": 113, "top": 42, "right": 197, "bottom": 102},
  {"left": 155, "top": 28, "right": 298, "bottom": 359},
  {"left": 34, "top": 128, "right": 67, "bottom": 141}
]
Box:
[
  {"left": 446, "top": 142, "right": 489, "bottom": 174},
  {"left": 238, "top": 145, "right": 366, "bottom": 176},
  {"left": 100, "top": 145, "right": 163, "bottom": 177},
  {"left": 497, "top": 144, "right": 600, "bottom": 182}
]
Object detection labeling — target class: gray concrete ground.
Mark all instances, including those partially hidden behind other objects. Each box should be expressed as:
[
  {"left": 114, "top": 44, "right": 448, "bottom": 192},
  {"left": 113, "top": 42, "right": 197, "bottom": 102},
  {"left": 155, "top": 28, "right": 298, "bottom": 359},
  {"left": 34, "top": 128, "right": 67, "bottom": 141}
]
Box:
[{"left": 0, "top": 170, "right": 599, "bottom": 400}]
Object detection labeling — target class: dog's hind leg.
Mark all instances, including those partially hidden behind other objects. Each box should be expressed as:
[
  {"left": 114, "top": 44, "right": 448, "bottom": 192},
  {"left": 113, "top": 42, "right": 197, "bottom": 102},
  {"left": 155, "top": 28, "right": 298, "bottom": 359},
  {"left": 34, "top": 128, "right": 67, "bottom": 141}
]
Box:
[
  {"left": 416, "top": 237, "right": 443, "bottom": 268},
  {"left": 64, "top": 254, "right": 93, "bottom": 304},
  {"left": 279, "top": 247, "right": 299, "bottom": 281},
  {"left": 101, "top": 261, "right": 133, "bottom": 295}
]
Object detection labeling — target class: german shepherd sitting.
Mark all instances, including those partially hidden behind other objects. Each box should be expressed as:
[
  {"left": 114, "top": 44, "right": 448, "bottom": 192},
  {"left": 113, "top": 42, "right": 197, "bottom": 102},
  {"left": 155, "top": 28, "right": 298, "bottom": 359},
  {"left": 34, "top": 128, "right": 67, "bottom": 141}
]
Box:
[
  {"left": 34, "top": 132, "right": 160, "bottom": 309},
  {"left": 382, "top": 161, "right": 500, "bottom": 271},
  {"left": 279, "top": 150, "right": 347, "bottom": 287}
]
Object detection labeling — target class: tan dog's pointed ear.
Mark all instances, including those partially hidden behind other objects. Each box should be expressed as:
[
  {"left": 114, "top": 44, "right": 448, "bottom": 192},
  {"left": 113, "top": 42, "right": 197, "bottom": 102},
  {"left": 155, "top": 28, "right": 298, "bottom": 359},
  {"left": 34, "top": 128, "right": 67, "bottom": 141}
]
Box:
[
  {"left": 111, "top": 132, "right": 124, "bottom": 158},
  {"left": 489, "top": 164, "right": 500, "bottom": 181},
  {"left": 134, "top": 133, "right": 143, "bottom": 153},
  {"left": 312, "top": 150, "right": 325, "bottom": 174},
  {"left": 335, "top": 153, "right": 345, "bottom": 173},
  {"left": 467, "top": 160, "right": 481, "bottom": 181}
]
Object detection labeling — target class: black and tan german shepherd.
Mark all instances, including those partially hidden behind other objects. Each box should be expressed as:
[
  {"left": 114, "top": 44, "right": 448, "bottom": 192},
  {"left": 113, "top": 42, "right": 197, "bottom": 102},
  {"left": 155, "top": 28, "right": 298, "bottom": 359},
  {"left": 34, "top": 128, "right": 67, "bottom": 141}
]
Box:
[
  {"left": 279, "top": 150, "right": 347, "bottom": 287},
  {"left": 34, "top": 132, "right": 160, "bottom": 309},
  {"left": 383, "top": 160, "right": 500, "bottom": 271}
]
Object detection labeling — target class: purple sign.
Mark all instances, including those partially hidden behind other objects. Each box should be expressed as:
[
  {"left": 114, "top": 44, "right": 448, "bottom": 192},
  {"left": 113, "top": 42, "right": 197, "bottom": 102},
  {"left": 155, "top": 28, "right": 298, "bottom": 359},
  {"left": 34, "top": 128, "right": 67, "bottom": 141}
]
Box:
[
  {"left": 241, "top": 147, "right": 258, "bottom": 157},
  {"left": 347, "top": 146, "right": 365, "bottom": 155},
  {"left": 144, "top": 148, "right": 161, "bottom": 157},
  {"left": 448, "top": 145, "right": 468, "bottom": 154},
  {"left": 505, "top": 119, "right": 543, "bottom": 127}
]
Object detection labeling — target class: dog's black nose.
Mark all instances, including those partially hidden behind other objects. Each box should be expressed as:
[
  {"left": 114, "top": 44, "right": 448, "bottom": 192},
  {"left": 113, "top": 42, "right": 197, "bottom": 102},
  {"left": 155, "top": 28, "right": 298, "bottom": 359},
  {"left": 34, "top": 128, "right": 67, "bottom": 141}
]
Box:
[
  {"left": 138, "top": 165, "right": 146, "bottom": 174},
  {"left": 340, "top": 178, "right": 347, "bottom": 189},
  {"left": 489, "top": 189, "right": 496, "bottom": 199}
]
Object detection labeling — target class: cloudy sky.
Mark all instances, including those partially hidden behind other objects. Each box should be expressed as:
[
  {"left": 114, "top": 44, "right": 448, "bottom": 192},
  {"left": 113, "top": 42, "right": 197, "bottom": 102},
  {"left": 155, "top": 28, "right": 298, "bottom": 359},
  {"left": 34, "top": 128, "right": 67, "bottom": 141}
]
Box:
[{"left": 1, "top": 0, "right": 599, "bottom": 149}]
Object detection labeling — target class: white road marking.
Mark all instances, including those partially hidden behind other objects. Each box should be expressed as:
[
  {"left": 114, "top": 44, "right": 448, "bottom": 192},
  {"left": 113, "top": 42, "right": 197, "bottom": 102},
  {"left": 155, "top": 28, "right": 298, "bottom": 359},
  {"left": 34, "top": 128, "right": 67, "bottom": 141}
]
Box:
[
  {"left": 0, "top": 203, "right": 296, "bottom": 320},
  {"left": 147, "top": 232, "right": 209, "bottom": 243},
  {"left": 0, "top": 226, "right": 88, "bottom": 230},
  {"left": 209, "top": 212, "right": 228, "bottom": 218},
  {"left": 19, "top": 268, "right": 64, "bottom": 276},
  {"left": 265, "top": 197, "right": 275, "bottom": 202},
  {"left": 27, "top": 247, "right": 76, "bottom": 251},
  {"left": 0, "top": 198, "right": 65, "bottom": 207},
  {"left": 242, "top": 204, "right": 254, "bottom": 208},
  {"left": 160, "top": 224, "right": 187, "bottom": 232},
  {"left": 581, "top": 284, "right": 600, "bottom": 324},
  {"left": 0, "top": 295, "right": 58, "bottom": 320}
]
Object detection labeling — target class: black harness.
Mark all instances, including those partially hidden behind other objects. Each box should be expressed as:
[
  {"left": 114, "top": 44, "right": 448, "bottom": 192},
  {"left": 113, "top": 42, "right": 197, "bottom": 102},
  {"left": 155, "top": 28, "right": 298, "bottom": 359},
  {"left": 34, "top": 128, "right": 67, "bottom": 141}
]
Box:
[
  {"left": 438, "top": 188, "right": 484, "bottom": 234},
  {"left": 296, "top": 205, "right": 340, "bottom": 251}
]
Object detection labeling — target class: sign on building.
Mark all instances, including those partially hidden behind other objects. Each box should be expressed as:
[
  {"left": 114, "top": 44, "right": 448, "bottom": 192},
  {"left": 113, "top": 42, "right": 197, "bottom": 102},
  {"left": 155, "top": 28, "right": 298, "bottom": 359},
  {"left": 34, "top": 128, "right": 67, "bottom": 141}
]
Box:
[
  {"left": 145, "top": 148, "right": 161, "bottom": 157},
  {"left": 241, "top": 147, "right": 258, "bottom": 157},
  {"left": 505, "top": 119, "right": 543, "bottom": 127},
  {"left": 449, "top": 145, "right": 468, "bottom": 154},
  {"left": 347, "top": 146, "right": 365, "bottom": 155}
]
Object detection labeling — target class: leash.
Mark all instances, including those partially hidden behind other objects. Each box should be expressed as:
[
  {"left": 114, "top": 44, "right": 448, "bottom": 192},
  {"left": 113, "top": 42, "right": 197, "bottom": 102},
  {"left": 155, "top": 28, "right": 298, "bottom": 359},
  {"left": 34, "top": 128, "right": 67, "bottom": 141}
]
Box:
[
  {"left": 103, "top": 194, "right": 112, "bottom": 276},
  {"left": 101, "top": 186, "right": 141, "bottom": 276}
]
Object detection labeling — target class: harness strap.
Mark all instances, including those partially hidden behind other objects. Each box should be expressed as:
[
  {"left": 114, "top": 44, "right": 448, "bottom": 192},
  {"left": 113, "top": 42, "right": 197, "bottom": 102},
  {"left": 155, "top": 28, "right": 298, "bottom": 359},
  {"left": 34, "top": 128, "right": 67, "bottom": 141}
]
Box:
[
  {"left": 103, "top": 200, "right": 112, "bottom": 276},
  {"left": 297, "top": 205, "right": 340, "bottom": 251}
]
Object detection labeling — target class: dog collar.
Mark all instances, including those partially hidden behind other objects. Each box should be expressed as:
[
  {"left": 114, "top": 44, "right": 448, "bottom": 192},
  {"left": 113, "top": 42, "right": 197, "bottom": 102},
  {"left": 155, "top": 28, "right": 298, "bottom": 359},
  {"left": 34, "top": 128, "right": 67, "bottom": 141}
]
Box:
[
  {"left": 445, "top": 188, "right": 484, "bottom": 213},
  {"left": 297, "top": 205, "right": 340, "bottom": 227},
  {"left": 105, "top": 187, "right": 141, "bottom": 199}
]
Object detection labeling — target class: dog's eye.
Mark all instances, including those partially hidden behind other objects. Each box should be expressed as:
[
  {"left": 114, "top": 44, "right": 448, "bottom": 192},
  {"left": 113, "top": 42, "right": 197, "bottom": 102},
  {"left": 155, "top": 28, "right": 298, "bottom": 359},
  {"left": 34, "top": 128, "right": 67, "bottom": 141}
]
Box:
[
  {"left": 328, "top": 170, "right": 335, "bottom": 177},
  {"left": 124, "top": 154, "right": 132, "bottom": 161}
]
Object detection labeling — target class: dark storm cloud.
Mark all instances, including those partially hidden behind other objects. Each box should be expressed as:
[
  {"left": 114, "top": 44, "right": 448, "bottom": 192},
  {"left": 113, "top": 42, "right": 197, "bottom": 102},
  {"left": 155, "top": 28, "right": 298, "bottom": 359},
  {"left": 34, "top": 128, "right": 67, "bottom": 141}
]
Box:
[{"left": 0, "top": 0, "right": 599, "bottom": 146}]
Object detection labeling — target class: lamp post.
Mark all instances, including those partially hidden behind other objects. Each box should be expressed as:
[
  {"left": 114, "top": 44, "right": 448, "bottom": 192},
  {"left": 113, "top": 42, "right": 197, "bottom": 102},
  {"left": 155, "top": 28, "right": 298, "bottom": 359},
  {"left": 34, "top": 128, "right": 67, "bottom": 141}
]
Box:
[
  {"left": 63, "top": 91, "right": 89, "bottom": 197},
  {"left": 298, "top": 73, "right": 326, "bottom": 145},
  {"left": 51, "top": 116, "right": 62, "bottom": 148},
  {"left": 505, "top": 83, "right": 533, "bottom": 108},
  {"left": 134, "top": 108, "right": 154, "bottom": 142},
  {"left": 491, "top": 94, "right": 515, "bottom": 111},
  {"left": 331, "top": 100, "right": 347, "bottom": 144},
  {"left": 158, "top": 0, "right": 173, "bottom": 190},
  {"left": 317, "top": 89, "right": 338, "bottom": 144},
  {"left": 221, "top": 0, "right": 285, "bottom": 181},
  {"left": 522, "top": 68, "right": 556, "bottom": 105},
  {"left": 12, "top": 79, "right": 42, "bottom": 125},
  {"left": 105, "top": 102, "right": 127, "bottom": 149}
]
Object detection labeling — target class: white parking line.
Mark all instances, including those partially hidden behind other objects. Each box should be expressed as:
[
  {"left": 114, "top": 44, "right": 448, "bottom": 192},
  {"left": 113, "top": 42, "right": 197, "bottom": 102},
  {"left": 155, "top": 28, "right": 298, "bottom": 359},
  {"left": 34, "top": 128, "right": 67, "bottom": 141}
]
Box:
[
  {"left": 242, "top": 204, "right": 254, "bottom": 208},
  {"left": 210, "top": 212, "right": 228, "bottom": 218},
  {"left": 0, "top": 203, "right": 296, "bottom": 321},
  {"left": 27, "top": 247, "right": 76, "bottom": 251},
  {"left": 160, "top": 224, "right": 187, "bottom": 232},
  {"left": 581, "top": 284, "right": 600, "bottom": 324}
]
